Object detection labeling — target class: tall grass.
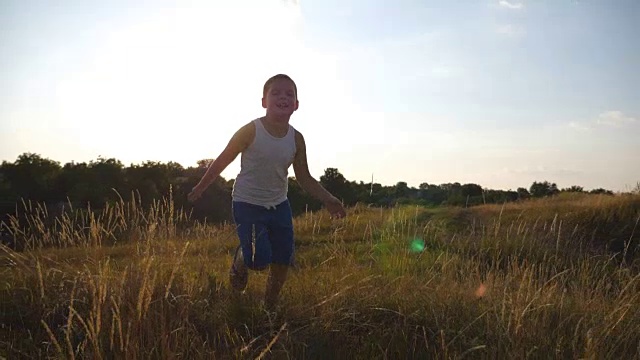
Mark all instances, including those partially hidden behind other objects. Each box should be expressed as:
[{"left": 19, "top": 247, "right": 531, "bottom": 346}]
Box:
[
  {"left": 0, "top": 188, "right": 227, "bottom": 251},
  {"left": 1, "top": 194, "right": 639, "bottom": 359}
]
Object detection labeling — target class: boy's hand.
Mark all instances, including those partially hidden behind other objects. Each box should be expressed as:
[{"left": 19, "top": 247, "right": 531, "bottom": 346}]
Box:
[
  {"left": 325, "top": 196, "right": 346, "bottom": 219},
  {"left": 188, "top": 185, "right": 205, "bottom": 203}
]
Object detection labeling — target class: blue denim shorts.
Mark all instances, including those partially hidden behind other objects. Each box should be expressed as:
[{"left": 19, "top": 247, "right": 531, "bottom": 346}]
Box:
[{"left": 232, "top": 200, "right": 294, "bottom": 270}]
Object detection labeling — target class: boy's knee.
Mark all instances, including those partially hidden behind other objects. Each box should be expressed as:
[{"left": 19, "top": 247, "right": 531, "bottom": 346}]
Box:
[
  {"left": 246, "top": 262, "right": 269, "bottom": 271},
  {"left": 243, "top": 249, "right": 271, "bottom": 270}
]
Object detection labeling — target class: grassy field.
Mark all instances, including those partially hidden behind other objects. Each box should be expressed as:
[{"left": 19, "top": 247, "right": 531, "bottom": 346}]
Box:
[{"left": 1, "top": 193, "right": 639, "bottom": 359}]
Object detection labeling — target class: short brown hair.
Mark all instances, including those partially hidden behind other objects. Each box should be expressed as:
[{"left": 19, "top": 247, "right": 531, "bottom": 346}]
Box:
[{"left": 263, "top": 74, "right": 297, "bottom": 98}]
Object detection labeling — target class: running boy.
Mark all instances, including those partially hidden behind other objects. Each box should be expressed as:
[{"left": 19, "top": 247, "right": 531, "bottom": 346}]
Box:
[{"left": 188, "top": 74, "right": 346, "bottom": 310}]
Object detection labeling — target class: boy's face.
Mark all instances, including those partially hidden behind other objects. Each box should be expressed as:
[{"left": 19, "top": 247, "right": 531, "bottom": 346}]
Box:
[{"left": 262, "top": 79, "right": 299, "bottom": 119}]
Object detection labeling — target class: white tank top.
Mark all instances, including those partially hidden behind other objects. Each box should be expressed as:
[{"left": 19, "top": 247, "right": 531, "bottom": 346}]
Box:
[{"left": 232, "top": 118, "right": 297, "bottom": 208}]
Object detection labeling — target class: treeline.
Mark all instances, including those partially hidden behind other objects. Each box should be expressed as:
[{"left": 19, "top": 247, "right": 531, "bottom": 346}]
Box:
[{"left": 0, "top": 153, "right": 617, "bottom": 224}]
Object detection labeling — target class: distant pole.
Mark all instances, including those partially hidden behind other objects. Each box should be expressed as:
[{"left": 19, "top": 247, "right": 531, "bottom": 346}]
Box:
[{"left": 370, "top": 173, "right": 374, "bottom": 196}]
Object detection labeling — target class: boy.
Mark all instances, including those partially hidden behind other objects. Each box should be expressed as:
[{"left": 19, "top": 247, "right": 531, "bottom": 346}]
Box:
[{"left": 188, "top": 74, "right": 346, "bottom": 310}]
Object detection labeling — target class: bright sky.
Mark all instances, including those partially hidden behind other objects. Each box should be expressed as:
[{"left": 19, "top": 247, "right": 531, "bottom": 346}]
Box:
[{"left": 1, "top": 0, "right": 639, "bottom": 191}]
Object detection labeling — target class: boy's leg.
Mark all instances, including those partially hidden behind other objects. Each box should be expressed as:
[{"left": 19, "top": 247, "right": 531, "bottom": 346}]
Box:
[
  {"left": 232, "top": 202, "right": 272, "bottom": 291},
  {"left": 230, "top": 245, "right": 248, "bottom": 291},
  {"left": 264, "top": 200, "right": 295, "bottom": 310},
  {"left": 265, "top": 264, "right": 289, "bottom": 310}
]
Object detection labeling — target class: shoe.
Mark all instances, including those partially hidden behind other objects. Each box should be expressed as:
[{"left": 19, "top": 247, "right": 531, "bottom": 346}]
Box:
[{"left": 229, "top": 246, "right": 248, "bottom": 292}]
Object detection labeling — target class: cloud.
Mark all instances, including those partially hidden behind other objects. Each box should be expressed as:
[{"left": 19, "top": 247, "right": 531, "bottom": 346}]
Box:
[
  {"left": 498, "top": 0, "right": 524, "bottom": 9},
  {"left": 596, "top": 110, "right": 637, "bottom": 127},
  {"left": 501, "top": 166, "right": 583, "bottom": 176},
  {"left": 568, "top": 121, "right": 592, "bottom": 132},
  {"left": 495, "top": 24, "right": 525, "bottom": 37},
  {"left": 568, "top": 110, "right": 637, "bottom": 131}
]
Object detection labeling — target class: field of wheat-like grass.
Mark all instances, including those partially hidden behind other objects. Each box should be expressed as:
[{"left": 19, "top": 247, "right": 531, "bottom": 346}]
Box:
[{"left": 1, "top": 193, "right": 639, "bottom": 359}]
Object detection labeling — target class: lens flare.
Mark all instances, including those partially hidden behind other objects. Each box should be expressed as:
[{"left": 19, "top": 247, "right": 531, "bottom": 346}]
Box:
[{"left": 409, "top": 238, "right": 425, "bottom": 253}]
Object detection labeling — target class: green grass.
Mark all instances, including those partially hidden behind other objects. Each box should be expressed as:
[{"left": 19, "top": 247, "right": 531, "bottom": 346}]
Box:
[{"left": 1, "top": 194, "right": 639, "bottom": 359}]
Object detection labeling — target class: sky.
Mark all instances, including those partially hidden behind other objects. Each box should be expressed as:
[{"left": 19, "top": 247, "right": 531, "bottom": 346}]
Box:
[{"left": 1, "top": 0, "right": 639, "bottom": 192}]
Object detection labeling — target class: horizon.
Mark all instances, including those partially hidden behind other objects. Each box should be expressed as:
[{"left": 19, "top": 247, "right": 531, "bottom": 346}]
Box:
[
  {"left": 1, "top": 0, "right": 639, "bottom": 192},
  {"left": 1, "top": 151, "right": 628, "bottom": 193}
]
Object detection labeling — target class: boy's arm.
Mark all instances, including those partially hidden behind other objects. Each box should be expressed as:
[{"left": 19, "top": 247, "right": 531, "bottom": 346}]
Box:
[
  {"left": 293, "top": 130, "right": 346, "bottom": 218},
  {"left": 188, "top": 123, "right": 254, "bottom": 202}
]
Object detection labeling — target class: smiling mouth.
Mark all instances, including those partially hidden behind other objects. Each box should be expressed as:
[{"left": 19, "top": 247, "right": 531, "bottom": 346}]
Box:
[{"left": 277, "top": 103, "right": 289, "bottom": 109}]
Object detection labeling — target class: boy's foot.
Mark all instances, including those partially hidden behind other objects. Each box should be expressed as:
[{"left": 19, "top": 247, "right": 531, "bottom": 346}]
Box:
[{"left": 229, "top": 246, "right": 248, "bottom": 292}]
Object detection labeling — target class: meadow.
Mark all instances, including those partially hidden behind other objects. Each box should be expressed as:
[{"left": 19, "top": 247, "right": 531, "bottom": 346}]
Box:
[{"left": 1, "top": 193, "right": 639, "bottom": 359}]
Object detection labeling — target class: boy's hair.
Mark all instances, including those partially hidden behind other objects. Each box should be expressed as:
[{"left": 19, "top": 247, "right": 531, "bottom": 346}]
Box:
[{"left": 263, "top": 74, "right": 297, "bottom": 98}]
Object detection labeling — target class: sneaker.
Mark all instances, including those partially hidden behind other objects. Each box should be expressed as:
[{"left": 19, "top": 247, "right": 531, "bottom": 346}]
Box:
[{"left": 229, "top": 246, "right": 248, "bottom": 292}]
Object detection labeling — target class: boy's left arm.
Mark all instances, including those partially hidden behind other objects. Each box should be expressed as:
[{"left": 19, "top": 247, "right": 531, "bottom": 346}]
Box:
[{"left": 293, "top": 130, "right": 346, "bottom": 219}]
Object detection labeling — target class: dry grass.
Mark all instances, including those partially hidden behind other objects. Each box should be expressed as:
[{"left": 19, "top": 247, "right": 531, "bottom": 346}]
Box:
[{"left": 1, "top": 194, "right": 639, "bottom": 359}]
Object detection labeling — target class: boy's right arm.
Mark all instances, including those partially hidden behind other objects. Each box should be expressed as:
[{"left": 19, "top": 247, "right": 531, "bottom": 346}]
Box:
[{"left": 188, "top": 123, "right": 254, "bottom": 202}]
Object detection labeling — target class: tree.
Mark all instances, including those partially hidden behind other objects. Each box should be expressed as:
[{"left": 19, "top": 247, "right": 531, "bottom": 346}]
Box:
[
  {"left": 530, "top": 181, "right": 559, "bottom": 198},
  {"left": 418, "top": 183, "right": 447, "bottom": 205},
  {"left": 287, "top": 177, "right": 321, "bottom": 214},
  {"left": 461, "top": 183, "right": 483, "bottom": 198},
  {"left": 0, "top": 171, "right": 16, "bottom": 219},
  {"left": 459, "top": 183, "right": 484, "bottom": 205},
  {"left": 320, "top": 168, "right": 355, "bottom": 205},
  {"left": 394, "top": 181, "right": 409, "bottom": 198},
  {"left": 589, "top": 188, "right": 614, "bottom": 195},
  {"left": 55, "top": 161, "right": 90, "bottom": 203},
  {"left": 126, "top": 161, "right": 185, "bottom": 205},
  {"left": 440, "top": 182, "right": 464, "bottom": 205},
  {"left": 197, "top": 159, "right": 215, "bottom": 170},
  {"left": 79, "top": 157, "right": 126, "bottom": 206},
  {"left": 1, "top": 153, "right": 62, "bottom": 203},
  {"left": 561, "top": 185, "right": 584, "bottom": 193},
  {"left": 517, "top": 187, "right": 530, "bottom": 200}
]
